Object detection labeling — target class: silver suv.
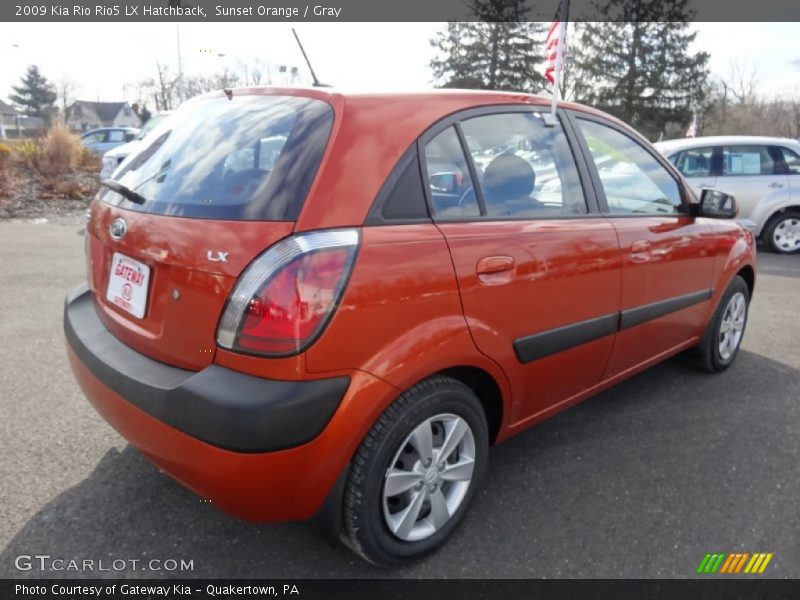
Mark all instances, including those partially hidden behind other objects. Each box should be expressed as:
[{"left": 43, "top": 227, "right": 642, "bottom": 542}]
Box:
[{"left": 655, "top": 136, "right": 800, "bottom": 254}]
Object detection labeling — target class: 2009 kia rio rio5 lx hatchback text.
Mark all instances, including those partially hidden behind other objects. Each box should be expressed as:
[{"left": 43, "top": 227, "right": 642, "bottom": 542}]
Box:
[{"left": 64, "top": 88, "right": 756, "bottom": 565}]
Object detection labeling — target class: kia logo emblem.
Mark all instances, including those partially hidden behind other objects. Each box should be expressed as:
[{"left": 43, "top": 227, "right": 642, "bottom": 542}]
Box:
[{"left": 109, "top": 218, "right": 127, "bottom": 240}]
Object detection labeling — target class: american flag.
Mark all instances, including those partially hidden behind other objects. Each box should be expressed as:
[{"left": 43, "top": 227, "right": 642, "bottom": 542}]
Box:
[{"left": 544, "top": 0, "right": 570, "bottom": 86}]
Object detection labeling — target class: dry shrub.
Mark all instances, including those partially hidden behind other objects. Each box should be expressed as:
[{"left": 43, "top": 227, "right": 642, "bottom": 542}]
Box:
[
  {"left": 12, "top": 139, "right": 44, "bottom": 171},
  {"left": 42, "top": 127, "right": 82, "bottom": 175},
  {"left": 79, "top": 146, "right": 101, "bottom": 172},
  {"left": 42, "top": 178, "right": 93, "bottom": 200},
  {"left": 0, "top": 143, "right": 12, "bottom": 198}
]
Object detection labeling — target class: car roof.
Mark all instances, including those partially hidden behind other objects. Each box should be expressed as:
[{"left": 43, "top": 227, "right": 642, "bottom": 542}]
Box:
[
  {"left": 82, "top": 127, "right": 139, "bottom": 134},
  {"left": 654, "top": 135, "right": 800, "bottom": 154},
  {"left": 190, "top": 85, "right": 621, "bottom": 122}
]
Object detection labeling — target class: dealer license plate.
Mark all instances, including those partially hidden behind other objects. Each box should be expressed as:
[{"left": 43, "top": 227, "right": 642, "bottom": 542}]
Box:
[{"left": 106, "top": 252, "right": 151, "bottom": 319}]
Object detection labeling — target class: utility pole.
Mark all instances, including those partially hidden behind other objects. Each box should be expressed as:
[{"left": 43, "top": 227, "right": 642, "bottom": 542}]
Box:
[{"left": 176, "top": 25, "right": 185, "bottom": 105}]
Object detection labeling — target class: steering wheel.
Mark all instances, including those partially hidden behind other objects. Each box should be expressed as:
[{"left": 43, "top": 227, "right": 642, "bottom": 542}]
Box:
[{"left": 458, "top": 186, "right": 476, "bottom": 207}]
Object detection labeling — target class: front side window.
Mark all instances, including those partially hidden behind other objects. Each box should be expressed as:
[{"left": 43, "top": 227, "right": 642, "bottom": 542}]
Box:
[
  {"left": 459, "top": 113, "right": 586, "bottom": 218},
  {"left": 577, "top": 119, "right": 683, "bottom": 215},
  {"left": 82, "top": 131, "right": 106, "bottom": 144},
  {"left": 107, "top": 130, "right": 125, "bottom": 143},
  {"left": 721, "top": 145, "right": 775, "bottom": 176},
  {"left": 672, "top": 146, "right": 716, "bottom": 178}
]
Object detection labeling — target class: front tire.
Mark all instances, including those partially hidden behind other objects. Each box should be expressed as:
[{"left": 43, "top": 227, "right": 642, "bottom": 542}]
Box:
[
  {"left": 343, "top": 375, "right": 489, "bottom": 565},
  {"left": 763, "top": 211, "right": 800, "bottom": 254},
  {"left": 693, "top": 275, "right": 750, "bottom": 373}
]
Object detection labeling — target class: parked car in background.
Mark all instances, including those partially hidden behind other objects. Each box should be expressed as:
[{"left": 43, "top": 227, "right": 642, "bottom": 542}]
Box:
[
  {"left": 80, "top": 127, "right": 139, "bottom": 155},
  {"left": 65, "top": 89, "right": 756, "bottom": 565},
  {"left": 655, "top": 136, "right": 800, "bottom": 254},
  {"left": 100, "top": 113, "right": 172, "bottom": 180}
]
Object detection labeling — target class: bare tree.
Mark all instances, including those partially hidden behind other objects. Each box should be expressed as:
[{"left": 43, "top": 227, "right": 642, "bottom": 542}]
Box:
[
  {"left": 237, "top": 57, "right": 271, "bottom": 86},
  {"left": 727, "top": 60, "right": 760, "bottom": 105},
  {"left": 55, "top": 76, "right": 80, "bottom": 126}
]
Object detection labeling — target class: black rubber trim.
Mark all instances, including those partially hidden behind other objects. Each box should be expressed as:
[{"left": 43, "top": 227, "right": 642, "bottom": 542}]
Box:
[
  {"left": 364, "top": 144, "right": 432, "bottom": 226},
  {"left": 513, "top": 288, "right": 713, "bottom": 364},
  {"left": 619, "top": 289, "right": 713, "bottom": 331},
  {"left": 514, "top": 313, "right": 619, "bottom": 363},
  {"left": 64, "top": 284, "right": 350, "bottom": 453}
]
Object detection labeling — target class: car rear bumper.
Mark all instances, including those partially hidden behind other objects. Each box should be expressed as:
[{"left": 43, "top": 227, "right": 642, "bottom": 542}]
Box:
[{"left": 63, "top": 283, "right": 383, "bottom": 522}]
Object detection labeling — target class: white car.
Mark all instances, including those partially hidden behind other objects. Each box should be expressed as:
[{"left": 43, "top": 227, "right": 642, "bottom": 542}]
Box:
[
  {"left": 654, "top": 136, "right": 800, "bottom": 254},
  {"left": 100, "top": 112, "right": 172, "bottom": 180}
]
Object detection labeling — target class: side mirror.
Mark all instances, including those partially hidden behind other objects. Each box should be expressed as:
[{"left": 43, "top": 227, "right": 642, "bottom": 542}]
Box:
[
  {"left": 124, "top": 132, "right": 136, "bottom": 142},
  {"left": 430, "top": 172, "right": 458, "bottom": 194},
  {"left": 698, "top": 189, "right": 738, "bottom": 219}
]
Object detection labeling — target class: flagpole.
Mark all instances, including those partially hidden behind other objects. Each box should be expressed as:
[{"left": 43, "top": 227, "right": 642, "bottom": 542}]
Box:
[
  {"left": 549, "top": 23, "right": 561, "bottom": 121},
  {"left": 546, "top": 0, "right": 570, "bottom": 125}
]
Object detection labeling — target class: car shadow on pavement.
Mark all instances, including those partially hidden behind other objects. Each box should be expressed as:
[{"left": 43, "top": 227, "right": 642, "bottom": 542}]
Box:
[{"left": 1, "top": 350, "right": 798, "bottom": 578}]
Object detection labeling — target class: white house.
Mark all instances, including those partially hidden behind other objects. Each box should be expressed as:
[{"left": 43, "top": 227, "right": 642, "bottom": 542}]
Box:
[
  {"left": 67, "top": 101, "right": 141, "bottom": 132},
  {"left": 0, "top": 99, "right": 45, "bottom": 139}
]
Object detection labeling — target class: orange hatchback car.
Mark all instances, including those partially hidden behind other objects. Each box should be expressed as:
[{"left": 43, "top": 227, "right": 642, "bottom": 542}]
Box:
[{"left": 65, "top": 88, "right": 756, "bottom": 564}]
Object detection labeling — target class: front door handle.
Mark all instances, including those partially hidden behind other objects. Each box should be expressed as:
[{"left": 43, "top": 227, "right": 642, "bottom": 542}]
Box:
[
  {"left": 630, "top": 240, "right": 651, "bottom": 263},
  {"left": 476, "top": 255, "right": 515, "bottom": 285},
  {"left": 769, "top": 182, "right": 784, "bottom": 189}
]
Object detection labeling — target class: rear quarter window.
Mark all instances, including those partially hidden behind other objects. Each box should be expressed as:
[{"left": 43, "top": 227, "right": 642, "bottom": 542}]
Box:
[{"left": 102, "top": 95, "right": 334, "bottom": 221}]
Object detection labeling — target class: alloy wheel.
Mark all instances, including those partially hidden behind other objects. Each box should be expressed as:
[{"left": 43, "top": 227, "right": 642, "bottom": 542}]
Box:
[
  {"left": 382, "top": 413, "right": 476, "bottom": 542},
  {"left": 718, "top": 291, "right": 746, "bottom": 361}
]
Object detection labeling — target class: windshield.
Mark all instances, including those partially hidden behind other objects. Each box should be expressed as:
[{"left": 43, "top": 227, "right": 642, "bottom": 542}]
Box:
[
  {"left": 101, "top": 94, "right": 334, "bottom": 221},
  {"left": 136, "top": 112, "right": 170, "bottom": 140}
]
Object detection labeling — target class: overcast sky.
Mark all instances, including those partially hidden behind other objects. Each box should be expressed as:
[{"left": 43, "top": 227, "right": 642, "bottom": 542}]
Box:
[{"left": 0, "top": 22, "right": 798, "bottom": 106}]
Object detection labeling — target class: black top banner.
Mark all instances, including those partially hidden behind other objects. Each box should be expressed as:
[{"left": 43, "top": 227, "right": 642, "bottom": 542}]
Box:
[{"left": 3, "top": 0, "right": 800, "bottom": 22}]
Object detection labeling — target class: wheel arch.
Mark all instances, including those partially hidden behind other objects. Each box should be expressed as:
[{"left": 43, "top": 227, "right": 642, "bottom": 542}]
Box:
[
  {"left": 439, "top": 366, "right": 504, "bottom": 445},
  {"left": 759, "top": 204, "right": 800, "bottom": 239},
  {"left": 737, "top": 264, "right": 755, "bottom": 297}
]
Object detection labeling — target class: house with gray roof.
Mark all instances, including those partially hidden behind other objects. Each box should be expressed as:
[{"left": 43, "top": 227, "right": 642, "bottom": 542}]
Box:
[{"left": 67, "top": 101, "right": 141, "bottom": 132}]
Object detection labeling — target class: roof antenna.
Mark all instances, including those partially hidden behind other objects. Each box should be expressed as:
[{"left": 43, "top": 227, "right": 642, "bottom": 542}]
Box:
[{"left": 292, "top": 28, "right": 331, "bottom": 88}]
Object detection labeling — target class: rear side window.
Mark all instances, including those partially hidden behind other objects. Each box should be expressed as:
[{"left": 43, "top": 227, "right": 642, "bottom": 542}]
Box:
[
  {"left": 102, "top": 95, "right": 334, "bottom": 221},
  {"left": 775, "top": 146, "right": 800, "bottom": 174},
  {"left": 460, "top": 113, "right": 586, "bottom": 218},
  {"left": 672, "top": 147, "right": 715, "bottom": 177},
  {"left": 422, "top": 112, "right": 586, "bottom": 220},
  {"left": 577, "top": 119, "right": 682, "bottom": 215},
  {"left": 423, "top": 126, "right": 479, "bottom": 219},
  {"left": 721, "top": 145, "right": 775, "bottom": 176}
]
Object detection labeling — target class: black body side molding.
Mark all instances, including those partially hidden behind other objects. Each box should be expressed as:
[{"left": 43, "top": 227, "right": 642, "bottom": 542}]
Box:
[{"left": 514, "top": 288, "right": 714, "bottom": 364}]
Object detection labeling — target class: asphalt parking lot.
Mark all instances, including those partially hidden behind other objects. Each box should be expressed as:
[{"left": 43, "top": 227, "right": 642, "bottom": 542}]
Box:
[{"left": 0, "top": 220, "right": 798, "bottom": 579}]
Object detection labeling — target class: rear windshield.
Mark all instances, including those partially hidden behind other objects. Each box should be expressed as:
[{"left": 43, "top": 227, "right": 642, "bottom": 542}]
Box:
[{"left": 100, "top": 94, "right": 334, "bottom": 221}]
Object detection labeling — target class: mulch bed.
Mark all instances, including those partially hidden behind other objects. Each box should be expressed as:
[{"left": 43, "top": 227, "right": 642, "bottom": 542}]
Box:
[{"left": 0, "top": 166, "right": 99, "bottom": 222}]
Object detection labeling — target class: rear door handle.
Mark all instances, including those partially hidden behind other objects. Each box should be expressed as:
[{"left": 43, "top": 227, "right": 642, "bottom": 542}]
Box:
[
  {"left": 476, "top": 256, "right": 515, "bottom": 285},
  {"left": 769, "top": 182, "right": 784, "bottom": 189},
  {"left": 630, "top": 240, "right": 651, "bottom": 263}
]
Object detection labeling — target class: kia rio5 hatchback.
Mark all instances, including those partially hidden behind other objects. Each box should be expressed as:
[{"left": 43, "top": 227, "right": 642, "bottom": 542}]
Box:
[{"left": 65, "top": 88, "right": 756, "bottom": 565}]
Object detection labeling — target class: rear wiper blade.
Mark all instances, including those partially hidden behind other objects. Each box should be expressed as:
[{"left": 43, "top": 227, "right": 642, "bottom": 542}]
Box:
[{"left": 100, "top": 180, "right": 147, "bottom": 205}]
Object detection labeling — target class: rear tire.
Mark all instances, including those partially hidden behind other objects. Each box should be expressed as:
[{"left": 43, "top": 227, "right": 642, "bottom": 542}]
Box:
[
  {"left": 343, "top": 375, "right": 488, "bottom": 565},
  {"left": 692, "top": 275, "right": 750, "bottom": 373},
  {"left": 763, "top": 211, "right": 800, "bottom": 254}
]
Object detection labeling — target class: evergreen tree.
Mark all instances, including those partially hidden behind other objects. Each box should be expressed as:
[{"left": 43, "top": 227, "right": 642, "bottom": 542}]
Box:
[
  {"left": 431, "top": 1, "right": 547, "bottom": 93},
  {"left": 570, "top": 0, "right": 709, "bottom": 139},
  {"left": 10, "top": 65, "right": 58, "bottom": 126}
]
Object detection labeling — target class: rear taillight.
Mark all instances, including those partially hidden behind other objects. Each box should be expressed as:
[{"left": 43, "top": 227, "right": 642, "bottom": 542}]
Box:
[{"left": 217, "top": 229, "right": 359, "bottom": 356}]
